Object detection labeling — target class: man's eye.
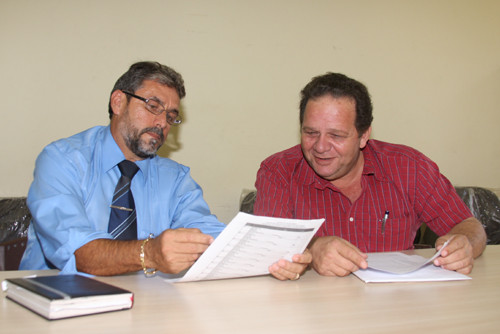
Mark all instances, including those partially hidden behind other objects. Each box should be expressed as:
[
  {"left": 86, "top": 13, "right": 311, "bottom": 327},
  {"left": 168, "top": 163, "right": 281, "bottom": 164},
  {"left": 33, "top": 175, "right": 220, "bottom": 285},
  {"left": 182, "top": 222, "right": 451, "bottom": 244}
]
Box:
[
  {"left": 330, "top": 134, "right": 347, "bottom": 141},
  {"left": 148, "top": 103, "right": 159, "bottom": 111},
  {"left": 304, "top": 131, "right": 318, "bottom": 136}
]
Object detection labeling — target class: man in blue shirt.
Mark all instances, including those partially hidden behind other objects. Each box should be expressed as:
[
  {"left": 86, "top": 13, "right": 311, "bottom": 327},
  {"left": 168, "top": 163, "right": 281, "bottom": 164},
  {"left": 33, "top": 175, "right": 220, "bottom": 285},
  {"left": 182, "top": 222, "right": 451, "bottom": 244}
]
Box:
[{"left": 20, "top": 61, "right": 310, "bottom": 279}]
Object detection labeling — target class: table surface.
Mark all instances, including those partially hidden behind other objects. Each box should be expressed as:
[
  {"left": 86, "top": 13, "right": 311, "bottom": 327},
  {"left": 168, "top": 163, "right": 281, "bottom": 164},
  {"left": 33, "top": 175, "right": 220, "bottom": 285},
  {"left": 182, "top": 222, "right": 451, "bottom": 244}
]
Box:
[{"left": 1, "top": 246, "right": 499, "bottom": 334}]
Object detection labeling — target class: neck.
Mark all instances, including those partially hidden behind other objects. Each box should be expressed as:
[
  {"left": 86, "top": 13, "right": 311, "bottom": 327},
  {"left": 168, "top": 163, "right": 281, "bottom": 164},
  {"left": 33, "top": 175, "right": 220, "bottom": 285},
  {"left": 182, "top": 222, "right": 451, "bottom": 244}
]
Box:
[{"left": 331, "top": 152, "right": 365, "bottom": 203}]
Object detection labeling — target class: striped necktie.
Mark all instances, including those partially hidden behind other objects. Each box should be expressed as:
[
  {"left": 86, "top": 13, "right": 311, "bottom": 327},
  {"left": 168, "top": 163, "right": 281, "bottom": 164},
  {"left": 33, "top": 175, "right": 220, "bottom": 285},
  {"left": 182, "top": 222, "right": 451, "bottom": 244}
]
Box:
[{"left": 108, "top": 160, "right": 139, "bottom": 240}]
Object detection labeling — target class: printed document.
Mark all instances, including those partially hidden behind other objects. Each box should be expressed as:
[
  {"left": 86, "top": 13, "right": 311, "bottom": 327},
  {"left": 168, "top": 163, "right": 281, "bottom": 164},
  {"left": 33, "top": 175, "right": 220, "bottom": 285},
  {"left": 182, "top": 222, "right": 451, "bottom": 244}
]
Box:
[
  {"left": 366, "top": 238, "right": 453, "bottom": 275},
  {"left": 353, "top": 239, "right": 471, "bottom": 283},
  {"left": 173, "top": 212, "right": 324, "bottom": 282}
]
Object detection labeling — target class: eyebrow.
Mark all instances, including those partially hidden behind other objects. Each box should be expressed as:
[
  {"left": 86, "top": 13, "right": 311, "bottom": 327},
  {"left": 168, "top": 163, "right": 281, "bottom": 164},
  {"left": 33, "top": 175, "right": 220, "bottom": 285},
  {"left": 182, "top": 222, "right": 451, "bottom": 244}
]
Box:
[
  {"left": 148, "top": 96, "right": 165, "bottom": 106},
  {"left": 148, "top": 96, "right": 180, "bottom": 113}
]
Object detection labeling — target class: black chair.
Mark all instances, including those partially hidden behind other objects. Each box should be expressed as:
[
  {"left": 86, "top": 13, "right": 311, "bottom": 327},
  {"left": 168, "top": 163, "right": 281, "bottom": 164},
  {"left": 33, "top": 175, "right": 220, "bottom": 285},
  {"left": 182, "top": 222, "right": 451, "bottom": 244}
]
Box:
[
  {"left": 419, "top": 187, "right": 500, "bottom": 246},
  {"left": 0, "top": 198, "right": 31, "bottom": 270}
]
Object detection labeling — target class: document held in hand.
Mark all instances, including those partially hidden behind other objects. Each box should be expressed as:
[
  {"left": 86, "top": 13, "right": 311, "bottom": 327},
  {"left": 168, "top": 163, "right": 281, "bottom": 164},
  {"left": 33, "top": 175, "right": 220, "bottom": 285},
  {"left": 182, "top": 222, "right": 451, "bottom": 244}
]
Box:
[
  {"left": 353, "top": 239, "right": 471, "bottom": 283},
  {"left": 2, "top": 274, "right": 133, "bottom": 320},
  {"left": 175, "top": 212, "right": 324, "bottom": 282}
]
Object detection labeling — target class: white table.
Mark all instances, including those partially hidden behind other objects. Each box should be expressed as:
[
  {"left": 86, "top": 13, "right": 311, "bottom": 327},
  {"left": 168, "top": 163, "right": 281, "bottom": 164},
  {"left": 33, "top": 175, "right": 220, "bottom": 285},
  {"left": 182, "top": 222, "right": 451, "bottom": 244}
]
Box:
[{"left": 2, "top": 246, "right": 499, "bottom": 333}]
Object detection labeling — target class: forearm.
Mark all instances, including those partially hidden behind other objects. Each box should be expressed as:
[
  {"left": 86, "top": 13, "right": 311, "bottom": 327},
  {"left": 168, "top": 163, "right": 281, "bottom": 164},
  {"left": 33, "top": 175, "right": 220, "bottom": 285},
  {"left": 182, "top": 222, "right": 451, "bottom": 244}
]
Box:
[
  {"left": 446, "top": 217, "right": 486, "bottom": 258},
  {"left": 75, "top": 239, "right": 143, "bottom": 276}
]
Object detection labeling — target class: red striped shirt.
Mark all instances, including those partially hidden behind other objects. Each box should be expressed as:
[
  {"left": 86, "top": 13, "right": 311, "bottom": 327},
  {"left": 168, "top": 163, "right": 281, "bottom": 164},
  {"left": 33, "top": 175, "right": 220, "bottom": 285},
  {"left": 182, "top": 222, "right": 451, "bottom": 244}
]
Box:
[{"left": 254, "top": 140, "right": 472, "bottom": 252}]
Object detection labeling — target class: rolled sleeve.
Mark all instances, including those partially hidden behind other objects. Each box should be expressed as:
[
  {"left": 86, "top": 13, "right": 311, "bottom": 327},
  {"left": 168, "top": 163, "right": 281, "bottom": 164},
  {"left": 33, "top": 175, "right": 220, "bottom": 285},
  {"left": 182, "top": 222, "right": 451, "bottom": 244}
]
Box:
[{"left": 21, "top": 142, "right": 111, "bottom": 271}]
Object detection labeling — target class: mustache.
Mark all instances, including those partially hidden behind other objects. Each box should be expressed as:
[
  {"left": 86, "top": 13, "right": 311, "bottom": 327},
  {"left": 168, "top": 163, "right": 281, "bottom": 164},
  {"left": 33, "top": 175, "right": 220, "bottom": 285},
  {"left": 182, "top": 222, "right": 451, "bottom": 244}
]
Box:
[{"left": 140, "top": 127, "right": 165, "bottom": 142}]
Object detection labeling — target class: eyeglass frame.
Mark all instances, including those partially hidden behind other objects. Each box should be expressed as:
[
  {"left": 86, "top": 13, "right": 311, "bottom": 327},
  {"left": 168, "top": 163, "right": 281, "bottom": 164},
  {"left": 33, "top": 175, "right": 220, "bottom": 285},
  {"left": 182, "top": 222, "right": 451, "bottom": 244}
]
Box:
[{"left": 121, "top": 90, "right": 182, "bottom": 125}]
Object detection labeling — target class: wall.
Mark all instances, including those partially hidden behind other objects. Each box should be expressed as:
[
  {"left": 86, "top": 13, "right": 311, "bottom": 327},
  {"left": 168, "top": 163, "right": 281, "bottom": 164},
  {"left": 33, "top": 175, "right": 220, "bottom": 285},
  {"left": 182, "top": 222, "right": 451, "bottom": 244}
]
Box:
[{"left": 1, "top": 0, "right": 499, "bottom": 223}]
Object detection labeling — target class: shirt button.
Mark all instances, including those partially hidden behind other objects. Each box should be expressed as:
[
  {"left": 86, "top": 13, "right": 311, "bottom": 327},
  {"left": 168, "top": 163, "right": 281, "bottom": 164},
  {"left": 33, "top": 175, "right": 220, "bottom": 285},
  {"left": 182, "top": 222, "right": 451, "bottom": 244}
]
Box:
[{"left": 349, "top": 217, "right": 354, "bottom": 222}]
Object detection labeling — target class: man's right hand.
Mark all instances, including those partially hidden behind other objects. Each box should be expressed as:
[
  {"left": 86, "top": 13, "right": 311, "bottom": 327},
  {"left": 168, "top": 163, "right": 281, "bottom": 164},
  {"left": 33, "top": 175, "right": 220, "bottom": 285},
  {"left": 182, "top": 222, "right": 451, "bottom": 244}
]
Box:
[
  {"left": 309, "top": 236, "right": 368, "bottom": 276},
  {"left": 147, "top": 228, "right": 214, "bottom": 274}
]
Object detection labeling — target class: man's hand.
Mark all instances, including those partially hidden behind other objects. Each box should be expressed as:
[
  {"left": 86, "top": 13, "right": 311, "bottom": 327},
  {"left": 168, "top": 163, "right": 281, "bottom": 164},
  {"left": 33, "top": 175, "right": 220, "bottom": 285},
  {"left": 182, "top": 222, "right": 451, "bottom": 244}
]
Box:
[
  {"left": 309, "top": 236, "right": 368, "bottom": 276},
  {"left": 268, "top": 249, "right": 312, "bottom": 281},
  {"left": 433, "top": 217, "right": 486, "bottom": 274},
  {"left": 147, "top": 228, "right": 214, "bottom": 274},
  {"left": 434, "top": 234, "right": 474, "bottom": 274}
]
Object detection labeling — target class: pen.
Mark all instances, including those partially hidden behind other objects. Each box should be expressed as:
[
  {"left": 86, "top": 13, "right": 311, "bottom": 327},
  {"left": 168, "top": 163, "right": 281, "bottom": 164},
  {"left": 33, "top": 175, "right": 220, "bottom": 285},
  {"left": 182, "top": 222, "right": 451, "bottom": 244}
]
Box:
[{"left": 381, "top": 210, "right": 390, "bottom": 233}]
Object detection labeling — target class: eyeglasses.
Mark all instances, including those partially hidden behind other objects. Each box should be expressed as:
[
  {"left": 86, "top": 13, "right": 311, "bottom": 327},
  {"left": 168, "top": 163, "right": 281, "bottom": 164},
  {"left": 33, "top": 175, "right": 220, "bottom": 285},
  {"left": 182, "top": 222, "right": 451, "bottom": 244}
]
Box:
[{"left": 121, "top": 90, "right": 182, "bottom": 125}]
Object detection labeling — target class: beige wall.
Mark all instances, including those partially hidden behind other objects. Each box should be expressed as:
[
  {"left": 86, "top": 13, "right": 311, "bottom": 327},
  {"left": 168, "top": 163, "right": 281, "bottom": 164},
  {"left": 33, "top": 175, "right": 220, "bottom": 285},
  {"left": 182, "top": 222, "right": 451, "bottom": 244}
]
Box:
[{"left": 1, "top": 0, "right": 499, "bottom": 223}]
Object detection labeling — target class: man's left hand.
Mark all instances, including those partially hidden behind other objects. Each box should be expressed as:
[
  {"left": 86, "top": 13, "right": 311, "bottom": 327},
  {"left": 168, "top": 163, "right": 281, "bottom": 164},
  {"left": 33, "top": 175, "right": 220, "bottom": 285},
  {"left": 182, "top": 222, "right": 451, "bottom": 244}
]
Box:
[
  {"left": 268, "top": 249, "right": 312, "bottom": 281},
  {"left": 434, "top": 234, "right": 474, "bottom": 274}
]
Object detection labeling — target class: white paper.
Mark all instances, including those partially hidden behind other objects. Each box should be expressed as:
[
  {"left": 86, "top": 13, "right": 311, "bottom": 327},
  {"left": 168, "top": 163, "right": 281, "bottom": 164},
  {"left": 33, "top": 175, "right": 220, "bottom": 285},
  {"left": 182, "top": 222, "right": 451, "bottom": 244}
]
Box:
[
  {"left": 353, "top": 262, "right": 471, "bottom": 283},
  {"left": 364, "top": 238, "right": 453, "bottom": 274},
  {"left": 173, "top": 212, "right": 324, "bottom": 282},
  {"left": 353, "top": 239, "right": 471, "bottom": 283}
]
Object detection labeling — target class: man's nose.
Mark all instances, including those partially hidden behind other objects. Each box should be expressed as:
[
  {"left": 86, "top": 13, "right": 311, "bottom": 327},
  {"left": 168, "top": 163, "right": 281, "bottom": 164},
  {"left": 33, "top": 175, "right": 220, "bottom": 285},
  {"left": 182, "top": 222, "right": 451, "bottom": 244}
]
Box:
[
  {"left": 313, "top": 134, "right": 330, "bottom": 153},
  {"left": 154, "top": 112, "right": 168, "bottom": 129}
]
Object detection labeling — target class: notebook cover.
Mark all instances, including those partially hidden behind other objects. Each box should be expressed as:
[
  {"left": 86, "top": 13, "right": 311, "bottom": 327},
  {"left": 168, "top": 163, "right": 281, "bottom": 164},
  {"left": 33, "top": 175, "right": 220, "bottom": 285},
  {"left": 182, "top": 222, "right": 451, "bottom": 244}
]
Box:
[
  {"left": 5, "top": 274, "right": 134, "bottom": 320},
  {"left": 6, "top": 274, "right": 131, "bottom": 300}
]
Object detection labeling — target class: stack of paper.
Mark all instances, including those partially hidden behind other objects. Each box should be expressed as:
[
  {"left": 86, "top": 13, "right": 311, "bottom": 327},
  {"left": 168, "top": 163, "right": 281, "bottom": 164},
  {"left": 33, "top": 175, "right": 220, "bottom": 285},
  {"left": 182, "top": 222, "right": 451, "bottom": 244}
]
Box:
[{"left": 353, "top": 240, "right": 471, "bottom": 283}]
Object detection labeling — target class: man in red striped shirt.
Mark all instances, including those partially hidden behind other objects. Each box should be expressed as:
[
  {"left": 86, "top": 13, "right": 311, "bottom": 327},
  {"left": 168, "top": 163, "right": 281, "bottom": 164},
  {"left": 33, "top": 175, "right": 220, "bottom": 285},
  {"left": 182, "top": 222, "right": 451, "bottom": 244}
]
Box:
[{"left": 254, "top": 73, "right": 486, "bottom": 277}]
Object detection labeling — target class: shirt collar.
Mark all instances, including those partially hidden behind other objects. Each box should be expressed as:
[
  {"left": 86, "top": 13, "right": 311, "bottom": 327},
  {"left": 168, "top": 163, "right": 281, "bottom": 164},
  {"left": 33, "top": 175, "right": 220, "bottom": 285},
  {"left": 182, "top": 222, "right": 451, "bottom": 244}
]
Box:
[
  {"left": 102, "top": 126, "right": 125, "bottom": 173},
  {"left": 361, "top": 140, "right": 390, "bottom": 182},
  {"left": 101, "top": 126, "right": 152, "bottom": 182}
]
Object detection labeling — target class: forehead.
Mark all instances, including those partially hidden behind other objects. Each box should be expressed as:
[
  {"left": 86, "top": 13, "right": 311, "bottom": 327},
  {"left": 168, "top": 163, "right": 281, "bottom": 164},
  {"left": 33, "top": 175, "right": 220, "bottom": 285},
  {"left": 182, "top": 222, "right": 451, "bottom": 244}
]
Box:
[
  {"left": 136, "top": 80, "right": 180, "bottom": 105},
  {"left": 304, "top": 95, "right": 356, "bottom": 125}
]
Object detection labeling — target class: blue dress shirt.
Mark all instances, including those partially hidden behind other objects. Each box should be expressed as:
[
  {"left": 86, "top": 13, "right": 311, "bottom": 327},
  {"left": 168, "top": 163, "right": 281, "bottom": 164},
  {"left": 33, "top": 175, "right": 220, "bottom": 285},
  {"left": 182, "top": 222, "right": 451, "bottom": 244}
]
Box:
[{"left": 19, "top": 126, "right": 226, "bottom": 273}]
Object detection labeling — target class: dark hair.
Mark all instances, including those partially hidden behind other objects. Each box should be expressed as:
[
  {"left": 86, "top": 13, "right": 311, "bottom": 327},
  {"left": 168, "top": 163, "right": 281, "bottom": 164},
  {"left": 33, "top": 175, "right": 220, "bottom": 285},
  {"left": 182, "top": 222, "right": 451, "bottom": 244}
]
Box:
[
  {"left": 299, "top": 72, "right": 373, "bottom": 135},
  {"left": 108, "top": 61, "right": 186, "bottom": 119}
]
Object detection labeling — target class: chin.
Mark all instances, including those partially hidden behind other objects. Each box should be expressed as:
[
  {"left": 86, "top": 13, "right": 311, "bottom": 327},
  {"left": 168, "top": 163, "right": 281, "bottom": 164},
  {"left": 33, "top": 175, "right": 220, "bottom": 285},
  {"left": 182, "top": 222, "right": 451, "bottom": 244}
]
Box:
[
  {"left": 314, "top": 167, "right": 339, "bottom": 181},
  {"left": 136, "top": 145, "right": 159, "bottom": 158}
]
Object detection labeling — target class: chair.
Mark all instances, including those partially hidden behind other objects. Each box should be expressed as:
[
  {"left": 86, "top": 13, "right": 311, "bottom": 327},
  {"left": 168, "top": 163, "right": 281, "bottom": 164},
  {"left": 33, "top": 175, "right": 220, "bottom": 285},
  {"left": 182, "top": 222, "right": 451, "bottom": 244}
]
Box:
[
  {"left": 0, "top": 198, "right": 31, "bottom": 270},
  {"left": 420, "top": 187, "right": 500, "bottom": 245}
]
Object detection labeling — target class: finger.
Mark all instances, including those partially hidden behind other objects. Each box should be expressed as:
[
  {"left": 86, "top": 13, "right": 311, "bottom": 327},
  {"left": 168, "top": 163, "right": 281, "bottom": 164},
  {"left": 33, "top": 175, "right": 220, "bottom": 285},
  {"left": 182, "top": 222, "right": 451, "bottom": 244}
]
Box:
[
  {"left": 292, "top": 251, "right": 313, "bottom": 265},
  {"left": 313, "top": 254, "right": 360, "bottom": 277},
  {"left": 268, "top": 267, "right": 288, "bottom": 281},
  {"left": 331, "top": 256, "right": 363, "bottom": 276},
  {"left": 310, "top": 236, "right": 366, "bottom": 276},
  {"left": 456, "top": 264, "right": 473, "bottom": 275},
  {"left": 437, "top": 251, "right": 473, "bottom": 269},
  {"left": 436, "top": 235, "right": 461, "bottom": 255},
  {"left": 171, "top": 244, "right": 210, "bottom": 256},
  {"left": 435, "top": 236, "right": 472, "bottom": 265},
  {"left": 269, "top": 261, "right": 304, "bottom": 280},
  {"left": 315, "top": 263, "right": 351, "bottom": 277},
  {"left": 441, "top": 259, "right": 473, "bottom": 273},
  {"left": 338, "top": 244, "right": 368, "bottom": 269},
  {"left": 162, "top": 228, "right": 214, "bottom": 245},
  {"left": 162, "top": 247, "right": 204, "bottom": 263},
  {"left": 282, "top": 259, "right": 309, "bottom": 275},
  {"left": 176, "top": 229, "right": 214, "bottom": 244},
  {"left": 175, "top": 237, "right": 212, "bottom": 250}
]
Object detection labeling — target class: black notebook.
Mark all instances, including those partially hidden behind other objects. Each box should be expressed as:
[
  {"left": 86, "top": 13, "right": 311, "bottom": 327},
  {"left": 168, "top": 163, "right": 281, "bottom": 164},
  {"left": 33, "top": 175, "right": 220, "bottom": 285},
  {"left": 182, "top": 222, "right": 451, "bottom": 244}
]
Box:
[{"left": 3, "top": 274, "right": 133, "bottom": 320}]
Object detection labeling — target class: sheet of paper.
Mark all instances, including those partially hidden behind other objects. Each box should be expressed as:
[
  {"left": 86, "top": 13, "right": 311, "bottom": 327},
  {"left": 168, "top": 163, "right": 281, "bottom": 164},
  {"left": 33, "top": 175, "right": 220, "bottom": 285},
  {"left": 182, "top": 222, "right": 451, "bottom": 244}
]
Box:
[
  {"left": 365, "top": 238, "right": 453, "bottom": 274},
  {"left": 353, "top": 263, "right": 471, "bottom": 283},
  {"left": 173, "top": 212, "right": 324, "bottom": 282},
  {"left": 353, "top": 239, "right": 470, "bottom": 283}
]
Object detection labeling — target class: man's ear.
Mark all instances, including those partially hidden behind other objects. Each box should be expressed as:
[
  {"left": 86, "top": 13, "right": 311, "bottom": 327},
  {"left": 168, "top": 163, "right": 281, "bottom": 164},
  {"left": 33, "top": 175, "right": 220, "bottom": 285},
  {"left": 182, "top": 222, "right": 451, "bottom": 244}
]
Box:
[
  {"left": 359, "top": 126, "right": 372, "bottom": 149},
  {"left": 110, "top": 90, "right": 126, "bottom": 117}
]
